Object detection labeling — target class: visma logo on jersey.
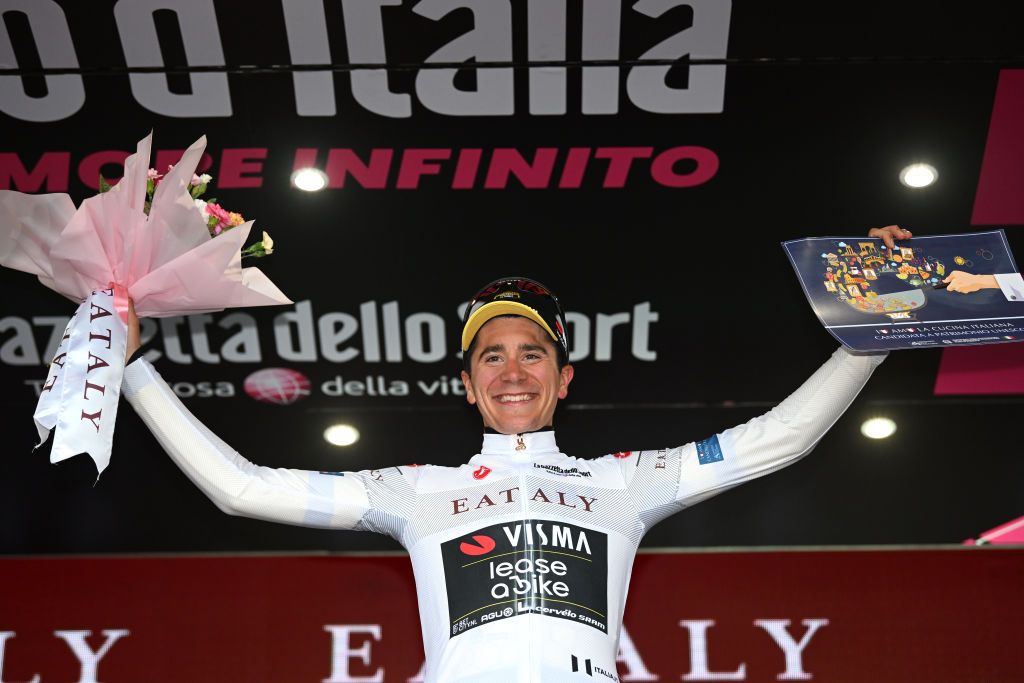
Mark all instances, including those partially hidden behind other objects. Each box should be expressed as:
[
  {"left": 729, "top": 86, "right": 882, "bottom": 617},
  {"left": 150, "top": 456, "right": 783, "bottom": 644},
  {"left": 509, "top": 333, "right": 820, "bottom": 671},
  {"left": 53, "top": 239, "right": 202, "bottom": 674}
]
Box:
[{"left": 441, "top": 520, "right": 608, "bottom": 637}]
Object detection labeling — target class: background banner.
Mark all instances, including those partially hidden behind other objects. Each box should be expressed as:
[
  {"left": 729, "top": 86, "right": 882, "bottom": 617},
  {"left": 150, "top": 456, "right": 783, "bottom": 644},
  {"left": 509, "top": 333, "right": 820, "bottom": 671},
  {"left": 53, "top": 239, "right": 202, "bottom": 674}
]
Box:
[
  {"left": 1, "top": 548, "right": 1022, "bottom": 682},
  {"left": 2, "top": 1, "right": 1023, "bottom": 554}
]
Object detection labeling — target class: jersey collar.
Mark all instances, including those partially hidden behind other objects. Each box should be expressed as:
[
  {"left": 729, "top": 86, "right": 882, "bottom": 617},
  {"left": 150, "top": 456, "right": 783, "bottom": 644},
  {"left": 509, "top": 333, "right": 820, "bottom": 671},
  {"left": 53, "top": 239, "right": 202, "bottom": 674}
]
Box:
[{"left": 480, "top": 430, "right": 559, "bottom": 456}]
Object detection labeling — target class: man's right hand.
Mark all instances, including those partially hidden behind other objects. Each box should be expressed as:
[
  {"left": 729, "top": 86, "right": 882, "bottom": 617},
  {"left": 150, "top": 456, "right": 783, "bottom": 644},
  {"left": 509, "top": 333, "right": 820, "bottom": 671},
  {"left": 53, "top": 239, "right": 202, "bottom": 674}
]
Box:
[
  {"left": 126, "top": 299, "right": 140, "bottom": 362},
  {"left": 868, "top": 225, "right": 913, "bottom": 249}
]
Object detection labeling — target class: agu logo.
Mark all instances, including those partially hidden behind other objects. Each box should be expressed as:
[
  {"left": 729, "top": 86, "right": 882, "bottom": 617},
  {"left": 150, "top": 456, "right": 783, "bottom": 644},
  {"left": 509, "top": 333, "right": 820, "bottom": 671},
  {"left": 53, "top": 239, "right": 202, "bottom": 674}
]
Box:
[{"left": 243, "top": 368, "right": 311, "bottom": 405}]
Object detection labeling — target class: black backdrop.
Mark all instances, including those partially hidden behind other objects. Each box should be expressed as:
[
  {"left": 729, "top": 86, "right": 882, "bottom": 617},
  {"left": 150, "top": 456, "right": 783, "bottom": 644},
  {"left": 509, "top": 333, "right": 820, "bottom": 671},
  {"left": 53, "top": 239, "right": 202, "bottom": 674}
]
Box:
[{"left": 2, "top": 1, "right": 1022, "bottom": 554}]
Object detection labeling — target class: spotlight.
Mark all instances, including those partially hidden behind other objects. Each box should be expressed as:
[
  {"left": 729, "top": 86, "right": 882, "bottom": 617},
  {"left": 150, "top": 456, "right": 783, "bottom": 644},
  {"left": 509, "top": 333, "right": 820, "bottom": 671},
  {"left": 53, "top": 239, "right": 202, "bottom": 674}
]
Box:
[
  {"left": 324, "top": 424, "right": 360, "bottom": 447},
  {"left": 292, "top": 167, "right": 329, "bottom": 192},
  {"left": 899, "top": 163, "right": 938, "bottom": 188},
  {"left": 860, "top": 417, "right": 896, "bottom": 440}
]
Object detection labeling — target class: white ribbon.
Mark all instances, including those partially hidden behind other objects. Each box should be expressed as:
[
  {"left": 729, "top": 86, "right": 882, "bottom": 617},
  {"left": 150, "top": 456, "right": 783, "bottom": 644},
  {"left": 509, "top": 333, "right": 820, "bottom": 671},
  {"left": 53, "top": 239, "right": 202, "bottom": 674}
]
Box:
[{"left": 33, "top": 286, "right": 127, "bottom": 477}]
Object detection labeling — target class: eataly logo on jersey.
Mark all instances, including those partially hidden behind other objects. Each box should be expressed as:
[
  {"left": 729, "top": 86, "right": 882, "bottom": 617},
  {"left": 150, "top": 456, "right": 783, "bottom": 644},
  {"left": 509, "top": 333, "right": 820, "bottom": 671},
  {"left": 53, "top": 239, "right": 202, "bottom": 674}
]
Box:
[{"left": 451, "top": 487, "right": 597, "bottom": 515}]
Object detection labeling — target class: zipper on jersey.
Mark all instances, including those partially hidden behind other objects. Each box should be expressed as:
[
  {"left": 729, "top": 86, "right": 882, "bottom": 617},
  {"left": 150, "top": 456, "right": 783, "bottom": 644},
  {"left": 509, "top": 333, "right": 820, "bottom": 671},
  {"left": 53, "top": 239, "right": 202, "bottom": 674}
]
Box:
[{"left": 516, "top": 436, "right": 533, "bottom": 679}]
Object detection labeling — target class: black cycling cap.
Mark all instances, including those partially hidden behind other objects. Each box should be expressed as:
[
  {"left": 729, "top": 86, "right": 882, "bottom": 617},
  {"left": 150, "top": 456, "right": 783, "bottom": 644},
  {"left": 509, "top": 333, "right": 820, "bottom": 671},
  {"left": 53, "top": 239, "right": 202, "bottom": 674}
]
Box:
[{"left": 461, "top": 277, "right": 569, "bottom": 364}]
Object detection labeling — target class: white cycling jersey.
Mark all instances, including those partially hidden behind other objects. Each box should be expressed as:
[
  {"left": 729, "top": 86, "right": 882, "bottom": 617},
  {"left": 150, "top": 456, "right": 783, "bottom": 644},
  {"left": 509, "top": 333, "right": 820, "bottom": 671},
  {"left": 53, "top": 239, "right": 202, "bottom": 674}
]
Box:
[{"left": 122, "top": 346, "right": 884, "bottom": 682}]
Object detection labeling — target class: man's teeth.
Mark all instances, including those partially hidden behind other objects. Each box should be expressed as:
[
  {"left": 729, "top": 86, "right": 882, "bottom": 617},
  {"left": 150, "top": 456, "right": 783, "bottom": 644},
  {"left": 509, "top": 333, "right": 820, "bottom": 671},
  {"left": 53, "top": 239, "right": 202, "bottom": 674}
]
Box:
[{"left": 498, "top": 394, "right": 532, "bottom": 403}]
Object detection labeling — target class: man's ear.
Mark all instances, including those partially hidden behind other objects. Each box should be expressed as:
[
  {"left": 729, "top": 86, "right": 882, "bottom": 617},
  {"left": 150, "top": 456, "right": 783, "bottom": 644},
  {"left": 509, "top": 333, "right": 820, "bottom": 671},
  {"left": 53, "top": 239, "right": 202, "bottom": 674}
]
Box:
[
  {"left": 558, "top": 364, "right": 574, "bottom": 399},
  {"left": 461, "top": 370, "right": 477, "bottom": 405}
]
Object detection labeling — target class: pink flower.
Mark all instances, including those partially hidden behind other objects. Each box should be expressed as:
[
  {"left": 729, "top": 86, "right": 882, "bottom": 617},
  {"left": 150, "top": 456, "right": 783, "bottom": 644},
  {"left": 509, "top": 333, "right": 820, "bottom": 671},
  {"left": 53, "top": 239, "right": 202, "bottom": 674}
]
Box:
[
  {"left": 146, "top": 168, "right": 162, "bottom": 180},
  {"left": 205, "top": 202, "right": 231, "bottom": 224}
]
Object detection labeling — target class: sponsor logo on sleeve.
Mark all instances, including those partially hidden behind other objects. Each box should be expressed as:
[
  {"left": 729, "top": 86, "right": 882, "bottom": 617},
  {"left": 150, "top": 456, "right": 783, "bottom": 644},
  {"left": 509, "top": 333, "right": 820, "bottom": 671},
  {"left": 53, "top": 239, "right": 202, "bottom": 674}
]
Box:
[
  {"left": 441, "top": 520, "right": 609, "bottom": 637},
  {"left": 696, "top": 435, "right": 724, "bottom": 465},
  {"left": 654, "top": 450, "right": 668, "bottom": 469}
]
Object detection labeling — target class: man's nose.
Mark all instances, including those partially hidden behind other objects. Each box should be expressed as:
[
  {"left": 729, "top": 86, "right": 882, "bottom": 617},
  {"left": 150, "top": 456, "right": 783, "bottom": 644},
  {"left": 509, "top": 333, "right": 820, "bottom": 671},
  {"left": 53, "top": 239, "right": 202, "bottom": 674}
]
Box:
[{"left": 501, "top": 358, "right": 526, "bottom": 381}]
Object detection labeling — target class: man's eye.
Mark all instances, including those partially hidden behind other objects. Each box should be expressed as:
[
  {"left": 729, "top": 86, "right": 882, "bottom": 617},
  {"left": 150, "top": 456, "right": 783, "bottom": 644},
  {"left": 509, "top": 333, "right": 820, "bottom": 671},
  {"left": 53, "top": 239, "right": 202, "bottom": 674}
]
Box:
[{"left": 484, "top": 355, "right": 501, "bottom": 363}]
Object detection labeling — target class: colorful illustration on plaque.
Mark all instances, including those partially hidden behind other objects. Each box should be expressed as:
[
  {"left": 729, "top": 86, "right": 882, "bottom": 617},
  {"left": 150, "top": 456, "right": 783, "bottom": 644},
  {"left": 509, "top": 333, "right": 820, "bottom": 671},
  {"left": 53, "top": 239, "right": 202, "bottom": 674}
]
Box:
[
  {"left": 784, "top": 231, "right": 1023, "bottom": 352},
  {"left": 817, "top": 240, "right": 947, "bottom": 321}
]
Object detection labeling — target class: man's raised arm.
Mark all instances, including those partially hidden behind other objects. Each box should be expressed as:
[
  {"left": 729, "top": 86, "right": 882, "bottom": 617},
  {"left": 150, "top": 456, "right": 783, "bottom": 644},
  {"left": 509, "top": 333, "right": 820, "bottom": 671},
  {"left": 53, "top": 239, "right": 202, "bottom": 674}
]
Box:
[
  {"left": 121, "top": 303, "right": 415, "bottom": 538},
  {"left": 670, "top": 345, "right": 885, "bottom": 508},
  {"left": 607, "top": 226, "right": 906, "bottom": 527}
]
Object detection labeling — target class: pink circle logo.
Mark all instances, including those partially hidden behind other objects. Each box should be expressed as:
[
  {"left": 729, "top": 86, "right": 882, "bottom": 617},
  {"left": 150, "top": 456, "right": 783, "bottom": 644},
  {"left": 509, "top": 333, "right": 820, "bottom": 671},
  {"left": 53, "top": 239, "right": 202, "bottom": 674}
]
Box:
[{"left": 243, "top": 368, "right": 311, "bottom": 405}]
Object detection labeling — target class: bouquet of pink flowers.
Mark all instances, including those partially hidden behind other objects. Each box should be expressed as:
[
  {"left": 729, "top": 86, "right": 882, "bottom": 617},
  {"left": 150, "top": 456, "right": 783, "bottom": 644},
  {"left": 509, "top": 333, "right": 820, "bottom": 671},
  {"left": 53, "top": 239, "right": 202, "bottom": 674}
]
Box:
[
  {"left": 102, "top": 166, "right": 275, "bottom": 257},
  {"left": 0, "top": 132, "right": 291, "bottom": 477}
]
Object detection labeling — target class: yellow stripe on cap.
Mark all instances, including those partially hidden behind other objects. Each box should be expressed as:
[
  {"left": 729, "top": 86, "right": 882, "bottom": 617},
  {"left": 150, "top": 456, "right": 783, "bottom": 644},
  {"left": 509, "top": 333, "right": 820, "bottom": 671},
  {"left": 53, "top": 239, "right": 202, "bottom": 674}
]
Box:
[{"left": 461, "top": 301, "right": 558, "bottom": 352}]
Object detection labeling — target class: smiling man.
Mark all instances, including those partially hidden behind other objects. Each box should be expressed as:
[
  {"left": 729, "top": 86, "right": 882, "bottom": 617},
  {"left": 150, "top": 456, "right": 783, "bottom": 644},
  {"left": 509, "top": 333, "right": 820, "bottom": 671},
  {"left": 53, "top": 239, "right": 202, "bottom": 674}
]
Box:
[
  {"left": 460, "top": 278, "right": 574, "bottom": 437},
  {"left": 121, "top": 232, "right": 900, "bottom": 681}
]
